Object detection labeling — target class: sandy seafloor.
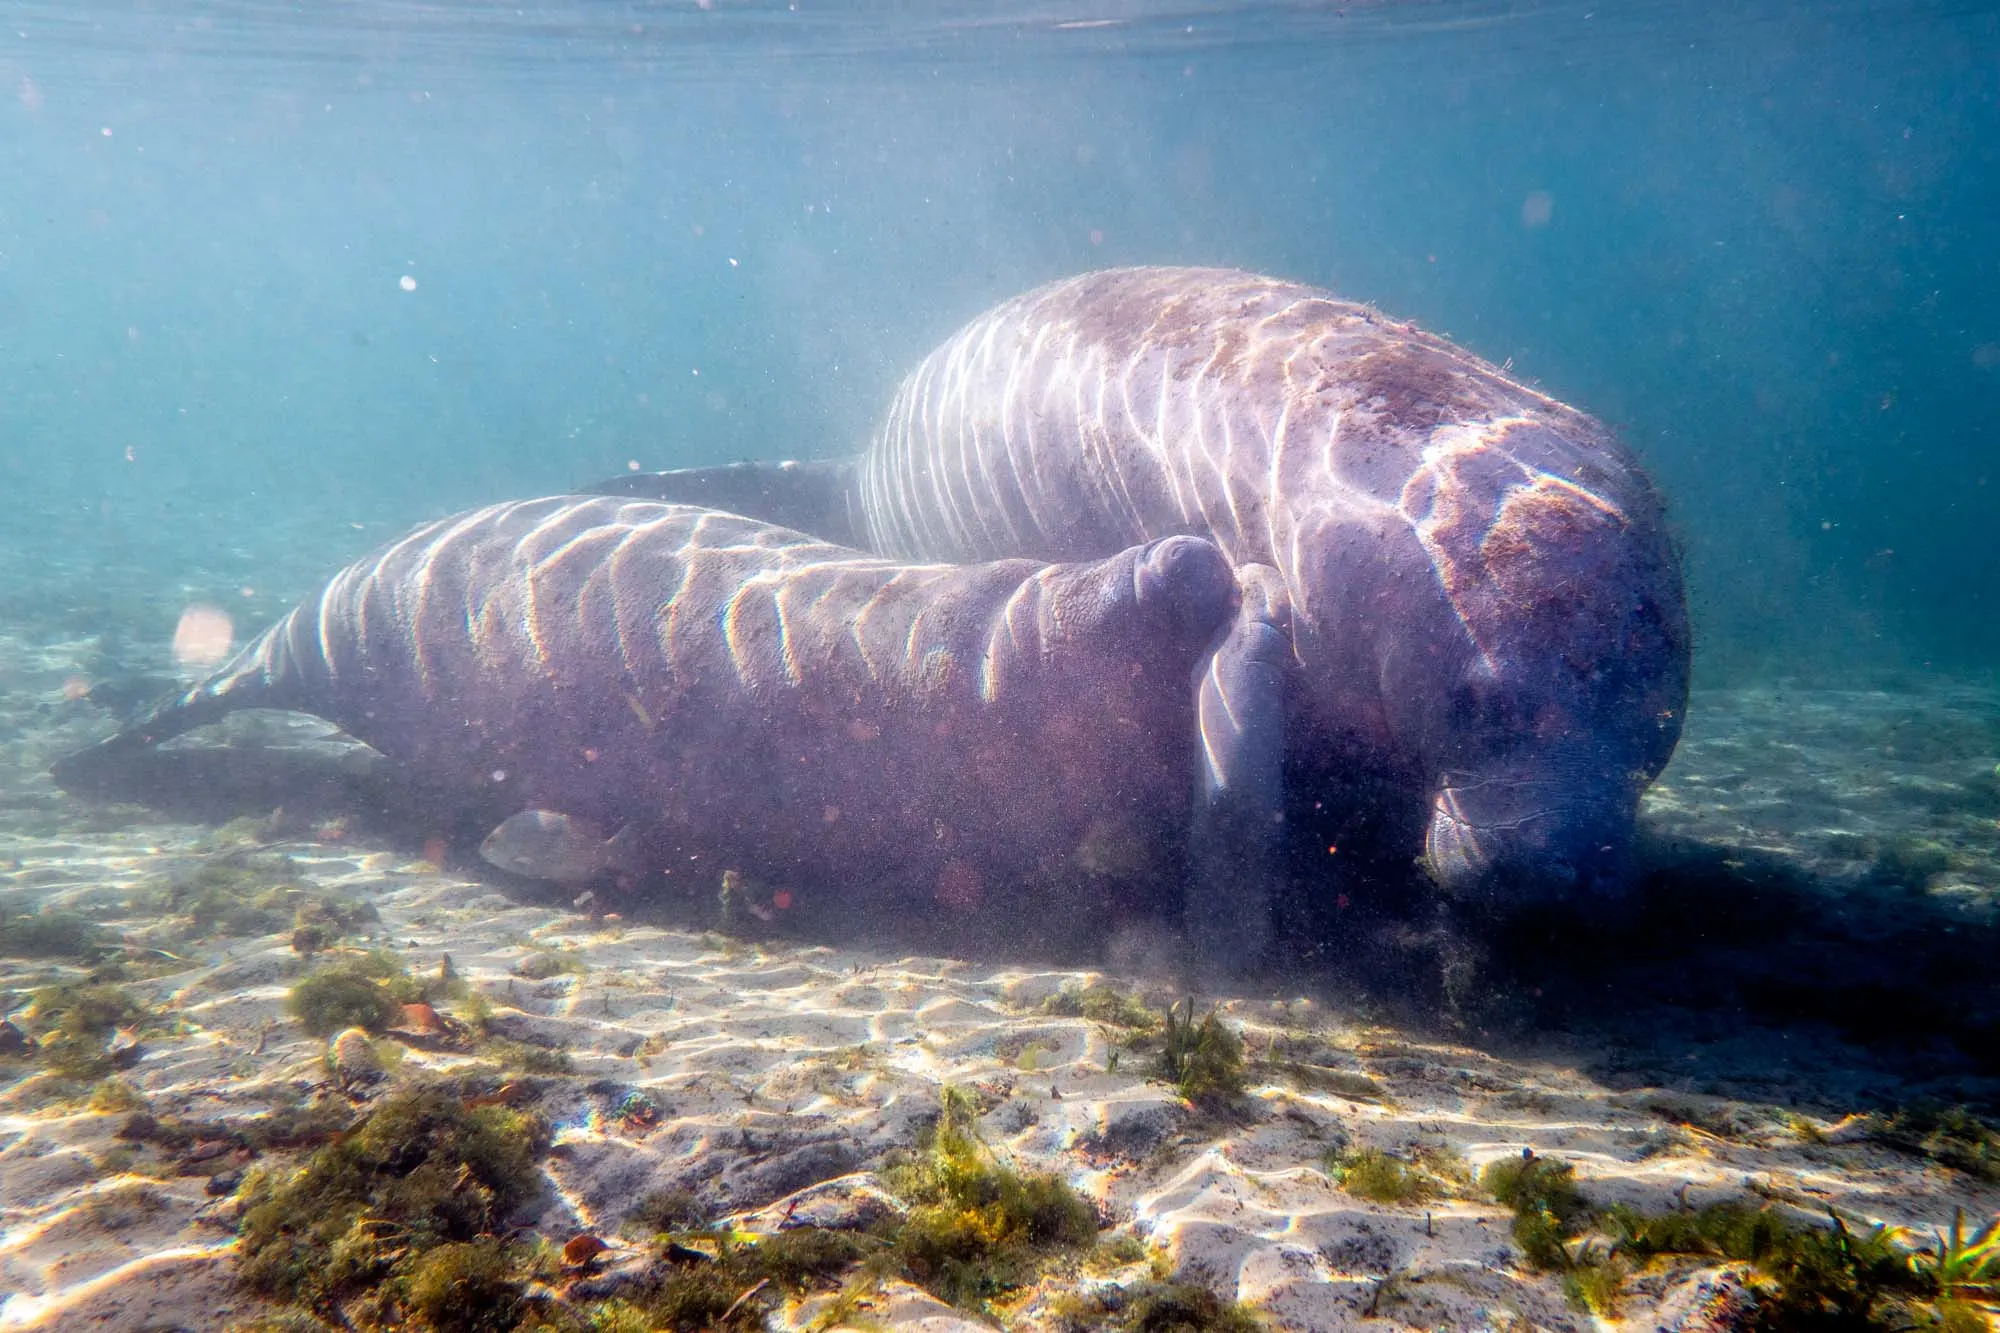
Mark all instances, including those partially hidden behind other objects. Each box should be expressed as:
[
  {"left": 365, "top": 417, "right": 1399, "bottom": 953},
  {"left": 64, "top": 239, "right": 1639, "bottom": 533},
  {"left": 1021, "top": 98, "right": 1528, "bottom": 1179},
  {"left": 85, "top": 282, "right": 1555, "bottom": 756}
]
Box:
[{"left": 2, "top": 525, "right": 1999, "bottom": 1332}]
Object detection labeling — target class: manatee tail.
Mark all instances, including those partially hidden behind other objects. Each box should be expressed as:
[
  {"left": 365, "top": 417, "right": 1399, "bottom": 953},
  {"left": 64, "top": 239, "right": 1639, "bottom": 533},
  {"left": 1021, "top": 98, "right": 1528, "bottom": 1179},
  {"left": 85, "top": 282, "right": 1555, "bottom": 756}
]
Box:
[
  {"left": 49, "top": 609, "right": 309, "bottom": 795},
  {"left": 581, "top": 458, "right": 865, "bottom": 547}
]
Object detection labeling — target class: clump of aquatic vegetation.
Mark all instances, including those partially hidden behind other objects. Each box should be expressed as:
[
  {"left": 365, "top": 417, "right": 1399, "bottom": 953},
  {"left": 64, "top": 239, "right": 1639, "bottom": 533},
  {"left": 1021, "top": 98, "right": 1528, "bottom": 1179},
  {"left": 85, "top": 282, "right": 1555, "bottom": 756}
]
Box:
[
  {"left": 1049, "top": 1276, "right": 1268, "bottom": 1332},
  {"left": 1868, "top": 1104, "right": 2000, "bottom": 1183},
  {"left": 453, "top": 989, "right": 573, "bottom": 1076},
  {"left": 1272, "top": 1060, "right": 1386, "bottom": 1102},
  {"left": 880, "top": 1083, "right": 1100, "bottom": 1309},
  {"left": 1037, "top": 986, "right": 1250, "bottom": 1105},
  {"left": 236, "top": 1083, "right": 552, "bottom": 1329},
  {"left": 1153, "top": 998, "right": 1247, "bottom": 1106},
  {"left": 619, "top": 1187, "right": 707, "bottom": 1239},
  {"left": 514, "top": 947, "right": 585, "bottom": 981},
  {"left": 0, "top": 907, "right": 111, "bottom": 961},
  {"left": 1041, "top": 981, "right": 1159, "bottom": 1029},
  {"left": 226, "top": 1081, "right": 1245, "bottom": 1332},
  {"left": 285, "top": 951, "right": 425, "bottom": 1037},
  {"left": 130, "top": 849, "right": 376, "bottom": 949},
  {"left": 1479, "top": 1148, "right": 2000, "bottom": 1327},
  {"left": 1328, "top": 1145, "right": 1470, "bottom": 1206},
  {"left": 10, "top": 981, "right": 151, "bottom": 1081}
]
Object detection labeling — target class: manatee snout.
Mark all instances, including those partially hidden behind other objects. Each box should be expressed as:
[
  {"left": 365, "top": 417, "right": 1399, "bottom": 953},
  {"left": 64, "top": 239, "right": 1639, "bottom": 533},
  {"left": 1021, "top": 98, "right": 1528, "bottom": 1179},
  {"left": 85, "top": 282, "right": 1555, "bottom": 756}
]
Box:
[
  {"left": 1423, "top": 775, "right": 1640, "bottom": 907},
  {"left": 1128, "top": 535, "right": 1236, "bottom": 633}
]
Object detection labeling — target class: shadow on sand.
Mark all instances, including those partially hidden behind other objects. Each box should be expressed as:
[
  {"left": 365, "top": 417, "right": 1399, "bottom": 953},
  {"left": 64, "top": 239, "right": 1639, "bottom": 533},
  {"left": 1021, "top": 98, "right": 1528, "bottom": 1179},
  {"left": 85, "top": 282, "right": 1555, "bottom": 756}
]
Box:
[{"left": 48, "top": 723, "right": 2000, "bottom": 1119}]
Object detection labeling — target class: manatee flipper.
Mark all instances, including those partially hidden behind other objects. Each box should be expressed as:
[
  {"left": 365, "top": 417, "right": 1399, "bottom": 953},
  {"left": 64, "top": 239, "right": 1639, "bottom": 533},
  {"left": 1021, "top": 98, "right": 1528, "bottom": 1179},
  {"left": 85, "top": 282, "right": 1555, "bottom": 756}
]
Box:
[
  {"left": 48, "top": 663, "right": 290, "bottom": 795},
  {"left": 49, "top": 583, "right": 351, "bottom": 801},
  {"left": 1187, "top": 564, "right": 1292, "bottom": 982},
  {"left": 582, "top": 458, "right": 864, "bottom": 546}
]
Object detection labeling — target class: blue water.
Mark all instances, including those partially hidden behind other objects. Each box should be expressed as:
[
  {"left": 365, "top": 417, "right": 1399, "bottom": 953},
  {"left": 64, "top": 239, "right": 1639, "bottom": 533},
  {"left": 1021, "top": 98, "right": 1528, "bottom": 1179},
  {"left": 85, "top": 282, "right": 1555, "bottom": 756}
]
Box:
[{"left": 2, "top": 0, "right": 1995, "bottom": 675}]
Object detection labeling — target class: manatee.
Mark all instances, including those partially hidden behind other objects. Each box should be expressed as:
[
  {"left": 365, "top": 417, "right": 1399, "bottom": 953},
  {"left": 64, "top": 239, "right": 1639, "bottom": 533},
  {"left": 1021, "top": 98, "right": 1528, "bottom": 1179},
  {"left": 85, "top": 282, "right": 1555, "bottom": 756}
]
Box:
[
  {"left": 591, "top": 267, "right": 1693, "bottom": 968},
  {"left": 52, "top": 497, "right": 1236, "bottom": 933}
]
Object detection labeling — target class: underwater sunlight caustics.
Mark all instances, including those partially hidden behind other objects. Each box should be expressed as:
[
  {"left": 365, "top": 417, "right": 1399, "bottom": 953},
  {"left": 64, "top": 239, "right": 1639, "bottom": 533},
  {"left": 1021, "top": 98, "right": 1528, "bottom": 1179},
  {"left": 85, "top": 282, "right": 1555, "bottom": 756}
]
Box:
[
  {"left": 594, "top": 266, "right": 1694, "bottom": 973},
  {"left": 53, "top": 496, "right": 1237, "bottom": 944}
]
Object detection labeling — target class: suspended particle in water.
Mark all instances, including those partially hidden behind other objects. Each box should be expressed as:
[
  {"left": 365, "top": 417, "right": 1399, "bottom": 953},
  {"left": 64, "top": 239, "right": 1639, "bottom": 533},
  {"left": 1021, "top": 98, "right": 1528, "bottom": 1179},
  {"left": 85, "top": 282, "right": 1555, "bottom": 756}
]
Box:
[
  {"left": 399, "top": 274, "right": 417, "bottom": 291},
  {"left": 171, "top": 604, "right": 234, "bottom": 669},
  {"left": 1520, "top": 191, "right": 1554, "bottom": 228}
]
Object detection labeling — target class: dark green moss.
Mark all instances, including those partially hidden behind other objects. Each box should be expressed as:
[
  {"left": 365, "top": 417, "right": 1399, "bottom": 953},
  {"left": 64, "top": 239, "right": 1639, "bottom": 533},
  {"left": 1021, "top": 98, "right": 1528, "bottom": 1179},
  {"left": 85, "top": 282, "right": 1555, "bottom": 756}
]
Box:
[
  {"left": 621, "top": 1187, "right": 707, "bottom": 1238},
  {"left": 1155, "top": 999, "right": 1246, "bottom": 1105},
  {"left": 1738, "top": 1211, "right": 1927, "bottom": 1332},
  {"left": 1492, "top": 1152, "right": 1982, "bottom": 1330},
  {"left": 881, "top": 1086, "right": 1099, "bottom": 1310},
  {"left": 286, "top": 969, "right": 400, "bottom": 1037},
  {"left": 1481, "top": 1151, "right": 1589, "bottom": 1268},
  {"left": 23, "top": 982, "right": 147, "bottom": 1080},
  {"left": 236, "top": 1084, "right": 550, "bottom": 1315},
  {"left": 1086, "top": 1233, "right": 1150, "bottom": 1271},
  {"left": 1328, "top": 1148, "right": 1431, "bottom": 1205},
  {"left": 471, "top": 1035, "right": 574, "bottom": 1077},
  {"left": 1562, "top": 1255, "right": 1631, "bottom": 1318},
  {"left": 118, "top": 1097, "right": 355, "bottom": 1157},
  {"left": 131, "top": 851, "right": 376, "bottom": 951},
  {"left": 1053, "top": 1278, "right": 1267, "bottom": 1332},
  {"left": 285, "top": 953, "right": 423, "bottom": 1038},
  {"left": 514, "top": 949, "right": 584, "bottom": 981},
  {"left": 1870, "top": 1105, "right": 2000, "bottom": 1183},
  {"left": 598, "top": 1228, "right": 870, "bottom": 1332},
  {"left": 147, "top": 853, "right": 307, "bottom": 936},
  {"left": 0, "top": 908, "right": 109, "bottom": 961},
  {"left": 1271, "top": 1063, "right": 1385, "bottom": 1102},
  {"left": 402, "top": 1238, "right": 528, "bottom": 1333},
  {"left": 1042, "top": 983, "right": 1158, "bottom": 1029},
  {"left": 724, "top": 1227, "right": 869, "bottom": 1291},
  {"left": 291, "top": 895, "right": 380, "bottom": 956}
]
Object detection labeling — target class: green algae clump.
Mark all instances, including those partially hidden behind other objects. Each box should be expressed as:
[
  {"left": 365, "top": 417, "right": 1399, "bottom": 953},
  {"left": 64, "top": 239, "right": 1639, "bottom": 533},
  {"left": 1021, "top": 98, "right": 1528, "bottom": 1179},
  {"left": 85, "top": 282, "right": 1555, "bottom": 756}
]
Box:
[
  {"left": 1154, "top": 999, "right": 1247, "bottom": 1106},
  {"left": 236, "top": 1084, "right": 549, "bottom": 1324},
  {"left": 285, "top": 952, "right": 422, "bottom": 1037},
  {"left": 0, "top": 908, "right": 109, "bottom": 961},
  {"left": 402, "top": 1238, "right": 526, "bottom": 1333},
  {"left": 21, "top": 982, "right": 148, "bottom": 1081},
  {"left": 1041, "top": 982, "right": 1158, "bottom": 1029},
  {"left": 1481, "top": 1151, "right": 1590, "bottom": 1269},
  {"left": 883, "top": 1086, "right": 1099, "bottom": 1310},
  {"left": 1329, "top": 1148, "right": 1433, "bottom": 1206},
  {"left": 1871, "top": 1105, "right": 2000, "bottom": 1183},
  {"left": 514, "top": 948, "right": 585, "bottom": 981},
  {"left": 1051, "top": 1277, "right": 1267, "bottom": 1332},
  {"left": 1486, "top": 1149, "right": 1995, "bottom": 1329}
]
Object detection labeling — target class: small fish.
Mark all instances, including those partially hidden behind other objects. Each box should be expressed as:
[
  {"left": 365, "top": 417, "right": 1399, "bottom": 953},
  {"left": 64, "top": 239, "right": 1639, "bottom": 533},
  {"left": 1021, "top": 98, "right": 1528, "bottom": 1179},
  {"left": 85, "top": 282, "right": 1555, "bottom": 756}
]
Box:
[{"left": 478, "top": 810, "right": 646, "bottom": 886}]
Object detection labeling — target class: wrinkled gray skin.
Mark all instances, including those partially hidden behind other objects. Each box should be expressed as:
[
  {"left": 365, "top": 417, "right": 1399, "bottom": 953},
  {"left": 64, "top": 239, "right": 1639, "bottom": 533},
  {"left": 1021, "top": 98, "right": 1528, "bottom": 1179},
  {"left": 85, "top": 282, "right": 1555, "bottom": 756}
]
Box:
[
  {"left": 53, "top": 496, "right": 1238, "bottom": 919},
  {"left": 593, "top": 267, "right": 1693, "bottom": 968}
]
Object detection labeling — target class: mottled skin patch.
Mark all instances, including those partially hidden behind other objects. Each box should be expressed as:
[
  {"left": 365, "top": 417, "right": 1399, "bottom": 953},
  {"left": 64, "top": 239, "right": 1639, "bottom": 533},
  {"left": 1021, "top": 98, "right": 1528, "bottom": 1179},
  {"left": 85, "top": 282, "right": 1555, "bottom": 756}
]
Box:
[{"left": 52, "top": 498, "right": 1239, "bottom": 924}]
